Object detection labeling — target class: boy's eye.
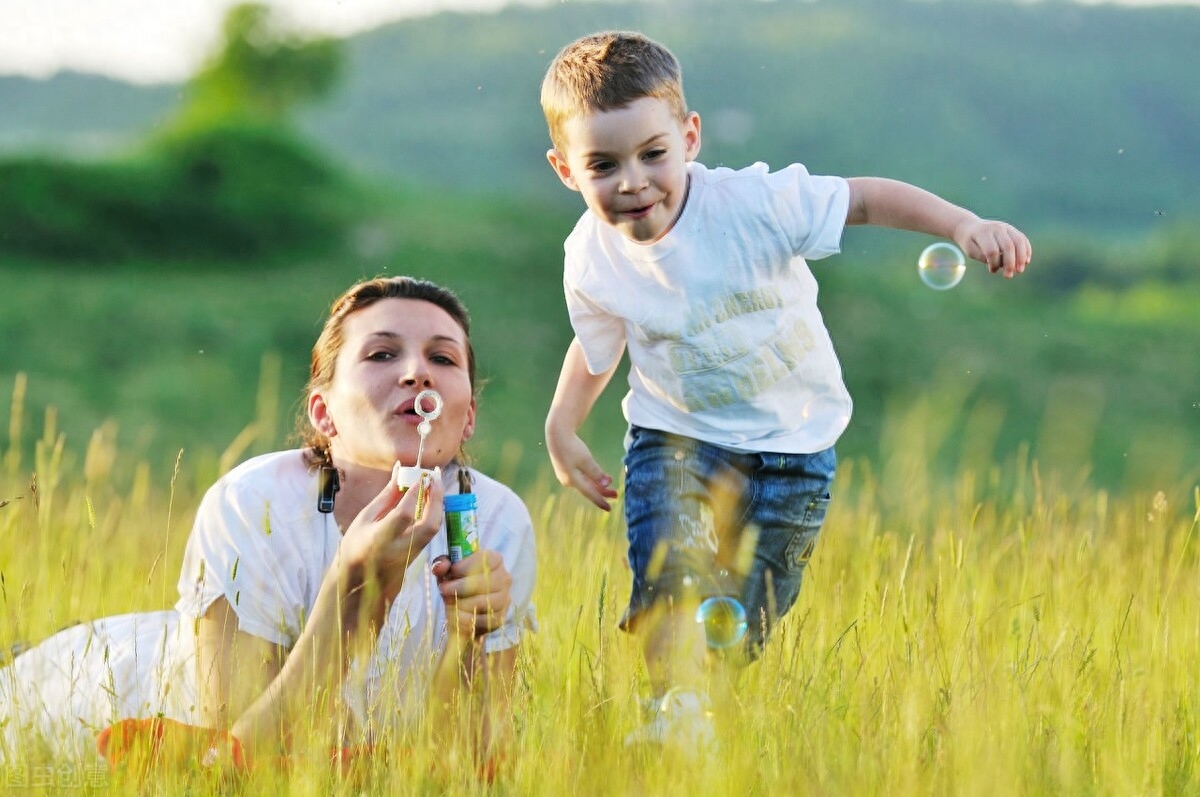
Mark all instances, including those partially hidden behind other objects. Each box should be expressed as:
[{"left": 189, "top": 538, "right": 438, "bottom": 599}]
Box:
[
  {"left": 644, "top": 148, "right": 667, "bottom": 161},
  {"left": 588, "top": 160, "right": 615, "bottom": 174}
]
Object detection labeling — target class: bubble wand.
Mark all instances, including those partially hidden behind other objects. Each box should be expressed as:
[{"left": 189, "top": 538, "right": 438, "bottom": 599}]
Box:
[
  {"left": 413, "top": 389, "right": 443, "bottom": 470},
  {"left": 410, "top": 390, "right": 477, "bottom": 564},
  {"left": 392, "top": 390, "right": 443, "bottom": 518}
]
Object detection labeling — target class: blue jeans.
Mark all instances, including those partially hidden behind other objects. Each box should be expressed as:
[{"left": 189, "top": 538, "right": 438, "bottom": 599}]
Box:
[{"left": 621, "top": 425, "right": 835, "bottom": 658}]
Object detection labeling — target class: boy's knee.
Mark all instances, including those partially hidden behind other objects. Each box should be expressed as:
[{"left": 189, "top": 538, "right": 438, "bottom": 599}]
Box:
[{"left": 621, "top": 556, "right": 737, "bottom": 635}]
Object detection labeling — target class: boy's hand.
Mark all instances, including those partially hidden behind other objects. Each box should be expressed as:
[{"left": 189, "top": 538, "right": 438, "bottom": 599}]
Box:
[
  {"left": 952, "top": 218, "right": 1032, "bottom": 278},
  {"left": 546, "top": 427, "right": 618, "bottom": 511}
]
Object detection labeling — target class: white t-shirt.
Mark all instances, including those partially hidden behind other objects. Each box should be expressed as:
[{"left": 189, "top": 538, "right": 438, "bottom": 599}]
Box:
[
  {"left": 0, "top": 450, "right": 536, "bottom": 761},
  {"left": 174, "top": 450, "right": 538, "bottom": 730},
  {"left": 564, "top": 161, "right": 854, "bottom": 453}
]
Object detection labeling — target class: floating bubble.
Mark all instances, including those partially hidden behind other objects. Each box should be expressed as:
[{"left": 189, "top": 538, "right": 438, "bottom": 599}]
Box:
[
  {"left": 695, "top": 596, "right": 748, "bottom": 649},
  {"left": 918, "top": 242, "right": 966, "bottom": 291}
]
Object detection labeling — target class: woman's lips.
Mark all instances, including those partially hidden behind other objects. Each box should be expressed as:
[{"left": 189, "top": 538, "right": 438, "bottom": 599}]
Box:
[{"left": 393, "top": 398, "right": 423, "bottom": 424}]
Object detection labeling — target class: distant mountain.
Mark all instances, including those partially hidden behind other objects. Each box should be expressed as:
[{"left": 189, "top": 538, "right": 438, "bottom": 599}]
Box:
[
  {"left": 4, "top": 0, "right": 1198, "bottom": 237},
  {"left": 0, "top": 72, "right": 178, "bottom": 154}
]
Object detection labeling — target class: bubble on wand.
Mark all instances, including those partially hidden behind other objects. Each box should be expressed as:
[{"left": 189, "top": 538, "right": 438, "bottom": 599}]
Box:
[{"left": 413, "top": 389, "right": 443, "bottom": 470}]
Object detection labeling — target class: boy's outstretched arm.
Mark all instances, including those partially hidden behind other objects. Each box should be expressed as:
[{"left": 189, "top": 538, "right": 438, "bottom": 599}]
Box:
[
  {"left": 846, "top": 177, "right": 1032, "bottom": 277},
  {"left": 545, "top": 337, "right": 622, "bottom": 511}
]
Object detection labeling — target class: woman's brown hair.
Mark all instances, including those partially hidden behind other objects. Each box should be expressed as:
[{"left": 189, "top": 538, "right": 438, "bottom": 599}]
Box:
[{"left": 298, "top": 276, "right": 475, "bottom": 469}]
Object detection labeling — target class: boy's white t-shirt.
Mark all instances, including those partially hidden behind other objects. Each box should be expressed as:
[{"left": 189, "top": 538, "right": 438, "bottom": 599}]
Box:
[{"left": 563, "top": 160, "right": 854, "bottom": 453}]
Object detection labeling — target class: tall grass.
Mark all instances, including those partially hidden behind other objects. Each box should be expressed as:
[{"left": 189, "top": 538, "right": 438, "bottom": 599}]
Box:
[{"left": 1, "top": 378, "right": 1197, "bottom": 795}]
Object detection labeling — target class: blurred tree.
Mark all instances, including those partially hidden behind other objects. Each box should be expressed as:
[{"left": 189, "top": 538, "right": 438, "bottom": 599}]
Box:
[
  {"left": 0, "top": 5, "right": 358, "bottom": 264},
  {"left": 176, "top": 3, "right": 343, "bottom": 128}
]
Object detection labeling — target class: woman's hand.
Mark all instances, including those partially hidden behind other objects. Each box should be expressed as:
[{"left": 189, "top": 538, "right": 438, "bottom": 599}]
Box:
[
  {"left": 340, "top": 469, "right": 445, "bottom": 601},
  {"left": 431, "top": 551, "right": 513, "bottom": 639}
]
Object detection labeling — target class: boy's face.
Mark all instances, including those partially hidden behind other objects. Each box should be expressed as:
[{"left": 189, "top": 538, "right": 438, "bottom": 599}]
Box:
[{"left": 547, "top": 97, "right": 701, "bottom": 244}]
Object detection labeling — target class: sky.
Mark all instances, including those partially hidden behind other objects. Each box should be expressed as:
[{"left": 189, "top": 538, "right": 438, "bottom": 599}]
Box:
[
  {"left": 0, "top": 0, "right": 1196, "bottom": 84},
  {"left": 0, "top": 0, "right": 539, "bottom": 84}
]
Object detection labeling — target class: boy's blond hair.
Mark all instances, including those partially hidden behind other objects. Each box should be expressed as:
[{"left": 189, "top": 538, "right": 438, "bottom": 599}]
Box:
[{"left": 541, "top": 31, "right": 688, "bottom": 153}]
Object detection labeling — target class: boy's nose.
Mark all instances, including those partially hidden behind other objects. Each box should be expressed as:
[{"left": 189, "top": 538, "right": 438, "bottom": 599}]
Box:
[{"left": 619, "top": 166, "right": 648, "bottom": 193}]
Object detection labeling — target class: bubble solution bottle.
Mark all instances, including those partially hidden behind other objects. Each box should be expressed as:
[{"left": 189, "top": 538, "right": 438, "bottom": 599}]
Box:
[{"left": 444, "top": 493, "right": 479, "bottom": 564}]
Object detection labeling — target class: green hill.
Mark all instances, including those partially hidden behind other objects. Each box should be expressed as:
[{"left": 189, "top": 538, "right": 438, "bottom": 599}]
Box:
[
  {"left": 307, "top": 0, "right": 1200, "bottom": 240},
  {"left": 2, "top": 159, "right": 1196, "bottom": 496},
  {"left": 0, "top": 72, "right": 175, "bottom": 153},
  {"left": 3, "top": 0, "right": 1198, "bottom": 239},
  {"left": 0, "top": 124, "right": 364, "bottom": 262},
  {"left": 1, "top": 0, "right": 1197, "bottom": 497}
]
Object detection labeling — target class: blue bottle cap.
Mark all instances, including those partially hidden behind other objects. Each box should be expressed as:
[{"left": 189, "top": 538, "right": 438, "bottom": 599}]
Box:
[{"left": 444, "top": 493, "right": 477, "bottom": 512}]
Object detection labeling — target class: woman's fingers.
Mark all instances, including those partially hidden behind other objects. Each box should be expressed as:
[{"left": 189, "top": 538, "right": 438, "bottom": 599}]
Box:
[
  {"left": 361, "top": 471, "right": 404, "bottom": 521},
  {"left": 429, "top": 554, "right": 452, "bottom": 580},
  {"left": 436, "top": 551, "right": 512, "bottom": 634},
  {"left": 437, "top": 551, "right": 510, "bottom": 593},
  {"left": 385, "top": 469, "right": 444, "bottom": 542},
  {"left": 343, "top": 468, "right": 445, "bottom": 578}
]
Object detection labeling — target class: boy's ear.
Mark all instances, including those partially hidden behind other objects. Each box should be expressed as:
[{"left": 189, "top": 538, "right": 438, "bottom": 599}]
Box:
[
  {"left": 546, "top": 149, "right": 580, "bottom": 191},
  {"left": 682, "top": 111, "right": 702, "bottom": 162}
]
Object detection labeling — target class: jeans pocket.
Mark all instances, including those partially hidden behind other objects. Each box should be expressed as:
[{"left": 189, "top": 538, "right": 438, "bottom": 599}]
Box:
[{"left": 783, "top": 493, "right": 831, "bottom": 570}]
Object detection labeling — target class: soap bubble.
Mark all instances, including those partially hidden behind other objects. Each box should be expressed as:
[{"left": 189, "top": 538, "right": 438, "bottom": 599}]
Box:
[
  {"left": 696, "top": 596, "right": 748, "bottom": 649},
  {"left": 918, "top": 242, "right": 966, "bottom": 290}
]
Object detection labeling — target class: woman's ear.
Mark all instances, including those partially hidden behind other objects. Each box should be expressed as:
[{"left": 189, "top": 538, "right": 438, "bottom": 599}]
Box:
[
  {"left": 461, "top": 398, "right": 477, "bottom": 442},
  {"left": 308, "top": 392, "right": 337, "bottom": 438}
]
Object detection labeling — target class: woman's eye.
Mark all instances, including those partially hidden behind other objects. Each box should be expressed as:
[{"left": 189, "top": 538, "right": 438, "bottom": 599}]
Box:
[
  {"left": 431, "top": 353, "right": 457, "bottom": 366},
  {"left": 366, "top": 350, "right": 394, "bottom": 362}
]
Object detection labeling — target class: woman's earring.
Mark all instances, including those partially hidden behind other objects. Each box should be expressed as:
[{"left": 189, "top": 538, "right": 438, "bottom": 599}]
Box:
[{"left": 317, "top": 466, "right": 340, "bottom": 514}]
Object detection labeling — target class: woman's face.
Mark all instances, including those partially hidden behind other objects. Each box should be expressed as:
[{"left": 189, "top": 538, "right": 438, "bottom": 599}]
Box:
[{"left": 309, "top": 297, "right": 475, "bottom": 472}]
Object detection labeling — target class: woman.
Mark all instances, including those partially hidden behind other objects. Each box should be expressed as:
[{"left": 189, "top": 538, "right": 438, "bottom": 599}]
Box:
[{"left": 0, "top": 277, "right": 536, "bottom": 772}]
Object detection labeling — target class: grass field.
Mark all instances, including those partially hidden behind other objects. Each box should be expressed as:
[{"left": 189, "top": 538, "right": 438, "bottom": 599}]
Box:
[{"left": 1, "top": 381, "right": 1197, "bottom": 795}]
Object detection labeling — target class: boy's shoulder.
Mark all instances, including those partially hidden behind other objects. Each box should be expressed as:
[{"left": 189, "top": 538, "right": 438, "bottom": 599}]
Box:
[
  {"left": 689, "top": 160, "right": 828, "bottom": 194},
  {"left": 562, "top": 160, "right": 847, "bottom": 274},
  {"left": 689, "top": 159, "right": 771, "bottom": 183}
]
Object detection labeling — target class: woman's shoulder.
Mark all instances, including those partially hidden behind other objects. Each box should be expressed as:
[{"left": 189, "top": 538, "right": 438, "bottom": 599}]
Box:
[
  {"left": 186, "top": 450, "right": 326, "bottom": 570},
  {"left": 200, "top": 450, "right": 316, "bottom": 514},
  {"left": 224, "top": 448, "right": 311, "bottom": 478}
]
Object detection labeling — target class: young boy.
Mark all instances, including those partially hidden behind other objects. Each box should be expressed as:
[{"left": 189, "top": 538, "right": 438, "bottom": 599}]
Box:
[{"left": 540, "top": 31, "right": 1031, "bottom": 750}]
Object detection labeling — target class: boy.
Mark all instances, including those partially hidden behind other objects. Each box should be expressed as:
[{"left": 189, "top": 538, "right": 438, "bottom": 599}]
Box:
[{"left": 540, "top": 31, "right": 1031, "bottom": 750}]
